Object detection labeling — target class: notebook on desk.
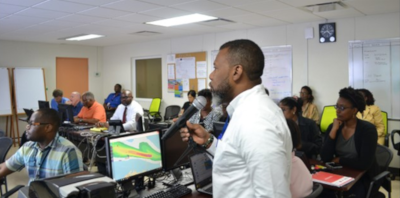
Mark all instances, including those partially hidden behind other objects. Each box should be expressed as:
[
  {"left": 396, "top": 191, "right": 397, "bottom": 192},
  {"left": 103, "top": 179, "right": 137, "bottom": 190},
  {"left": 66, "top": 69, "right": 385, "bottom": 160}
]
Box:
[{"left": 189, "top": 152, "right": 213, "bottom": 195}]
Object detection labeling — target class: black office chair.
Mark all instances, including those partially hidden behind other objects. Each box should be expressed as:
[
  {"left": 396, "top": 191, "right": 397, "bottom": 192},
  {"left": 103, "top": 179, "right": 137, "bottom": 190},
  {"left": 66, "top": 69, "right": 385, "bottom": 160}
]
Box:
[
  {"left": 391, "top": 130, "right": 400, "bottom": 156},
  {"left": 366, "top": 144, "right": 393, "bottom": 198},
  {"left": 0, "top": 130, "right": 4, "bottom": 137},
  {"left": 0, "top": 137, "right": 13, "bottom": 196},
  {"left": 304, "top": 183, "right": 323, "bottom": 198},
  {"left": 163, "top": 105, "right": 180, "bottom": 121}
]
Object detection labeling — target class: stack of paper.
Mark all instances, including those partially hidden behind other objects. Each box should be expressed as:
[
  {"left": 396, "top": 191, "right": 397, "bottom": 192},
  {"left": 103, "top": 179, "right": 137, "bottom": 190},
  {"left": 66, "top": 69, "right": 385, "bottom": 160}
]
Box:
[{"left": 312, "top": 171, "right": 355, "bottom": 187}]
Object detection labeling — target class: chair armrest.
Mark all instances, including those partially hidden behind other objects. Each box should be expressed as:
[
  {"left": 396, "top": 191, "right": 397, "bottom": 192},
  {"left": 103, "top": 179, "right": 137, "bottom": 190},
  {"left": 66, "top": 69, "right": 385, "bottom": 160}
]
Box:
[
  {"left": 372, "top": 171, "right": 390, "bottom": 182},
  {"left": 1, "top": 185, "right": 25, "bottom": 198}
]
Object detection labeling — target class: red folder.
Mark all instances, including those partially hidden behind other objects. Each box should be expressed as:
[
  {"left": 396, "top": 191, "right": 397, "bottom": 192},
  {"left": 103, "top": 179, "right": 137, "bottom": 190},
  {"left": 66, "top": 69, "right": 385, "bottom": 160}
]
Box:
[{"left": 312, "top": 171, "right": 355, "bottom": 187}]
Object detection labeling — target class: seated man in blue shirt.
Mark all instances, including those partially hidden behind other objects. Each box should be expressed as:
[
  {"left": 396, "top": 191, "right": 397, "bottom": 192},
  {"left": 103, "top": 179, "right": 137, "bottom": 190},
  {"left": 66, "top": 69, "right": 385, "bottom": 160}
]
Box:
[
  {"left": 0, "top": 108, "right": 84, "bottom": 184},
  {"left": 104, "top": 84, "right": 122, "bottom": 111},
  {"left": 66, "top": 91, "right": 83, "bottom": 116},
  {"left": 51, "top": 89, "right": 69, "bottom": 111}
]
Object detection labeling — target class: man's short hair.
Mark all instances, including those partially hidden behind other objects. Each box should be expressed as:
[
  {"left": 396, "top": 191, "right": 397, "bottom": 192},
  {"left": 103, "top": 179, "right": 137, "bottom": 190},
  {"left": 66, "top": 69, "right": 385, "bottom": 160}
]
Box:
[
  {"left": 82, "top": 92, "right": 95, "bottom": 100},
  {"left": 52, "top": 89, "right": 63, "bottom": 98},
  {"left": 37, "top": 108, "right": 60, "bottom": 130},
  {"left": 220, "top": 39, "right": 265, "bottom": 81},
  {"left": 115, "top": 84, "right": 122, "bottom": 89}
]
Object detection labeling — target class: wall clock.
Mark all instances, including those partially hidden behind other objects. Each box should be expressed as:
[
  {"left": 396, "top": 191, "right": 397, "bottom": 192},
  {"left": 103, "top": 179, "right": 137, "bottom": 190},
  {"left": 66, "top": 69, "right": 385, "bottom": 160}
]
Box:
[{"left": 319, "top": 22, "right": 336, "bottom": 43}]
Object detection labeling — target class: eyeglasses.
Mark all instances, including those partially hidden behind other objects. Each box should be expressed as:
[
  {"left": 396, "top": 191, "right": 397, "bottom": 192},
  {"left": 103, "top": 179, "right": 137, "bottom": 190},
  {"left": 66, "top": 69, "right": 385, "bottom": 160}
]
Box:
[
  {"left": 334, "top": 105, "right": 353, "bottom": 111},
  {"left": 27, "top": 121, "right": 50, "bottom": 126}
]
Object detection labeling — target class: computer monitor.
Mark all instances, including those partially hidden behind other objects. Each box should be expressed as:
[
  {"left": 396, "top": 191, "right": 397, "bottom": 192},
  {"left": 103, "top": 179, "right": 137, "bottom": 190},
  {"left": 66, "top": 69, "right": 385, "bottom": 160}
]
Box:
[
  {"left": 108, "top": 120, "right": 125, "bottom": 134},
  {"left": 58, "top": 104, "right": 74, "bottom": 123},
  {"left": 105, "top": 130, "right": 163, "bottom": 183},
  {"left": 161, "top": 129, "right": 193, "bottom": 172},
  {"left": 212, "top": 121, "right": 225, "bottom": 137},
  {"left": 38, "top": 100, "right": 50, "bottom": 109}
]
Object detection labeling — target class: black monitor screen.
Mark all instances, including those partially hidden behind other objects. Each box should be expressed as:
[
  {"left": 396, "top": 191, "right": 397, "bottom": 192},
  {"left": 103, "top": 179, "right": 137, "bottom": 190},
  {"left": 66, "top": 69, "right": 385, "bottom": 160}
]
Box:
[
  {"left": 58, "top": 104, "right": 74, "bottom": 123},
  {"left": 105, "top": 130, "right": 163, "bottom": 182},
  {"left": 38, "top": 100, "right": 50, "bottom": 109},
  {"left": 108, "top": 120, "right": 125, "bottom": 133},
  {"left": 161, "top": 129, "right": 193, "bottom": 171}
]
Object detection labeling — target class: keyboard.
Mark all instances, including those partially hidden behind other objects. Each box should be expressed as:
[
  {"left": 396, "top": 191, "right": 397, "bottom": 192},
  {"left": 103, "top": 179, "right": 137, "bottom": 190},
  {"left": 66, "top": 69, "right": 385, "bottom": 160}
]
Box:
[{"left": 143, "top": 184, "right": 192, "bottom": 198}]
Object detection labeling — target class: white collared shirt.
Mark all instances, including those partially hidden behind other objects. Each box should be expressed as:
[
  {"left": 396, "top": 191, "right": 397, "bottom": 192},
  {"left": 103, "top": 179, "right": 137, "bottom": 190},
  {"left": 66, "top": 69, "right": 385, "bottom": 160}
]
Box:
[
  {"left": 110, "top": 100, "right": 144, "bottom": 132},
  {"left": 208, "top": 84, "right": 293, "bottom": 198}
]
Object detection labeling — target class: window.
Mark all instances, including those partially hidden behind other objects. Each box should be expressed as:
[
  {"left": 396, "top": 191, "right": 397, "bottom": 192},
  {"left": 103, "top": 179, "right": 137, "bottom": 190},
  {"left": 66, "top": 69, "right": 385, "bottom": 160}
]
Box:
[{"left": 135, "top": 58, "right": 162, "bottom": 99}]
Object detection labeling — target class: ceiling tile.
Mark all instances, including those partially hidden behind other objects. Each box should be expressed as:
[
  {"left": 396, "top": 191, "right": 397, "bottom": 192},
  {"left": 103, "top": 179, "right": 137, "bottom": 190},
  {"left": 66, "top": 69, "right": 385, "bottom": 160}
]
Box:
[
  {"left": 263, "top": 8, "right": 323, "bottom": 23},
  {"left": 16, "top": 8, "right": 70, "bottom": 19},
  {"left": 171, "top": 0, "right": 227, "bottom": 13},
  {"left": 40, "top": 19, "right": 84, "bottom": 28},
  {"left": 57, "top": 14, "right": 104, "bottom": 23},
  {"left": 0, "top": 15, "right": 50, "bottom": 25},
  {"left": 344, "top": 0, "right": 400, "bottom": 15},
  {"left": 201, "top": 7, "right": 251, "bottom": 18},
  {"left": 235, "top": 0, "right": 293, "bottom": 13},
  {"left": 216, "top": 22, "right": 256, "bottom": 29},
  {"left": 79, "top": 7, "right": 131, "bottom": 18},
  {"left": 102, "top": 0, "right": 160, "bottom": 13},
  {"left": 278, "top": 0, "right": 339, "bottom": 7},
  {"left": 116, "top": 13, "right": 161, "bottom": 23},
  {"left": 225, "top": 13, "right": 288, "bottom": 26},
  {"left": 62, "top": 0, "right": 121, "bottom": 6},
  {"left": 0, "top": 0, "right": 48, "bottom": 7},
  {"left": 313, "top": 7, "right": 365, "bottom": 19},
  {"left": 210, "top": 0, "right": 265, "bottom": 6},
  {"left": 139, "top": 0, "right": 197, "bottom": 6},
  {"left": 0, "top": 3, "right": 27, "bottom": 15},
  {"left": 140, "top": 7, "right": 191, "bottom": 18},
  {"left": 93, "top": 19, "right": 138, "bottom": 29},
  {"left": 33, "top": 0, "right": 93, "bottom": 13}
]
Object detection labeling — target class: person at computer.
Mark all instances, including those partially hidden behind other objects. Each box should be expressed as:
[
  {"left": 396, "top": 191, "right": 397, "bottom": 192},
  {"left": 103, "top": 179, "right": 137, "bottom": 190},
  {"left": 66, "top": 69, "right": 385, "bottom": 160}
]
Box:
[
  {"left": 356, "top": 88, "right": 385, "bottom": 145},
  {"left": 320, "top": 87, "right": 380, "bottom": 198},
  {"left": 172, "top": 90, "right": 196, "bottom": 122},
  {"left": 188, "top": 88, "right": 222, "bottom": 132},
  {"left": 96, "top": 89, "right": 144, "bottom": 132},
  {"left": 279, "top": 97, "right": 322, "bottom": 159},
  {"left": 285, "top": 119, "right": 313, "bottom": 198},
  {"left": 0, "top": 108, "right": 84, "bottom": 184},
  {"left": 65, "top": 91, "right": 83, "bottom": 116},
  {"left": 51, "top": 89, "right": 69, "bottom": 111},
  {"left": 103, "top": 84, "right": 122, "bottom": 111},
  {"left": 298, "top": 86, "right": 319, "bottom": 124},
  {"left": 180, "top": 39, "right": 293, "bottom": 197},
  {"left": 74, "top": 92, "right": 106, "bottom": 124}
]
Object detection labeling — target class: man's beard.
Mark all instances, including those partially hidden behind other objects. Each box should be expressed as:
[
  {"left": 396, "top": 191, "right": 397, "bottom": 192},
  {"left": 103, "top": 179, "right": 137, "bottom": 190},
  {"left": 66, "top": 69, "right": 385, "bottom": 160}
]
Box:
[{"left": 211, "top": 80, "right": 231, "bottom": 106}]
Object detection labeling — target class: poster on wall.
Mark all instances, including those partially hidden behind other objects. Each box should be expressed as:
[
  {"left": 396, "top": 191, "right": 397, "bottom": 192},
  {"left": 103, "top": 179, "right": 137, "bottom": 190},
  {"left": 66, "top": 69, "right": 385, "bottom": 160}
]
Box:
[
  {"left": 168, "top": 79, "right": 175, "bottom": 93},
  {"left": 167, "top": 64, "right": 175, "bottom": 79},
  {"left": 176, "top": 57, "right": 196, "bottom": 79},
  {"left": 174, "top": 79, "right": 183, "bottom": 98}
]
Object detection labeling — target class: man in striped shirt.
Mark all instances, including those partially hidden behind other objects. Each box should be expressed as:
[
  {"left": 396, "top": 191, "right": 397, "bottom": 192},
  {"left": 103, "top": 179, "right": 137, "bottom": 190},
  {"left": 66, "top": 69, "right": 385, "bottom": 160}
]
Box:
[{"left": 0, "top": 108, "right": 84, "bottom": 184}]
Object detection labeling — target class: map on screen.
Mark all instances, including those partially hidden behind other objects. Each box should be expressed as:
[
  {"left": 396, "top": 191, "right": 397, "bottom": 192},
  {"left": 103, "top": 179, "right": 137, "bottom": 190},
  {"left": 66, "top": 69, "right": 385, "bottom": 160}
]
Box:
[{"left": 109, "top": 131, "right": 162, "bottom": 181}]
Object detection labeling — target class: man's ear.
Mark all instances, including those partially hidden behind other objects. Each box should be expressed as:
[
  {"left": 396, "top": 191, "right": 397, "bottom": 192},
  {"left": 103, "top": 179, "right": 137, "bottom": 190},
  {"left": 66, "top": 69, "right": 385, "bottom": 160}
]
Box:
[
  {"left": 45, "top": 124, "right": 54, "bottom": 134},
  {"left": 232, "top": 65, "right": 244, "bottom": 81}
]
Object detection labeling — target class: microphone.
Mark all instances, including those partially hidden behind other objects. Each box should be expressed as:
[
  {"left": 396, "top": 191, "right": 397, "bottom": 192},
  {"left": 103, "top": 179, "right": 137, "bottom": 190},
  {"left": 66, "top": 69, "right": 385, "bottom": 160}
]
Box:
[{"left": 161, "top": 96, "right": 206, "bottom": 140}]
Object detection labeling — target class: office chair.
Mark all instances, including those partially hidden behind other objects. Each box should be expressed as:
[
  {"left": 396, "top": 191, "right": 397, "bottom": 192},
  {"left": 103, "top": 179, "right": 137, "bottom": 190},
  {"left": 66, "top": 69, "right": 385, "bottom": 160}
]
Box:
[
  {"left": 0, "top": 137, "right": 13, "bottom": 196},
  {"left": 391, "top": 130, "right": 400, "bottom": 156},
  {"left": 304, "top": 183, "right": 323, "bottom": 198},
  {"left": 381, "top": 111, "right": 389, "bottom": 146},
  {"left": 144, "top": 98, "right": 162, "bottom": 123},
  {"left": 163, "top": 105, "right": 180, "bottom": 121},
  {"left": 0, "top": 130, "right": 4, "bottom": 137},
  {"left": 319, "top": 105, "right": 336, "bottom": 133},
  {"left": 366, "top": 144, "right": 393, "bottom": 198}
]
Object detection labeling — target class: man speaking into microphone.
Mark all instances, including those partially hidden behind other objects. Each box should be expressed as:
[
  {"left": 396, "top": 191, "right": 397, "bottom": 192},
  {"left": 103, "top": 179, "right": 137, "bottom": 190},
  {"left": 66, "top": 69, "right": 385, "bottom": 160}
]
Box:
[{"left": 180, "top": 39, "right": 293, "bottom": 198}]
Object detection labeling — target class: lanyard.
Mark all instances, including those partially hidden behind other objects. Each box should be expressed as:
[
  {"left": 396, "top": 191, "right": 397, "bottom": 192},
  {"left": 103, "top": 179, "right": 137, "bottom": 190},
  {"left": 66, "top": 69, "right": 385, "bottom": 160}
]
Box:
[{"left": 217, "top": 115, "right": 230, "bottom": 146}]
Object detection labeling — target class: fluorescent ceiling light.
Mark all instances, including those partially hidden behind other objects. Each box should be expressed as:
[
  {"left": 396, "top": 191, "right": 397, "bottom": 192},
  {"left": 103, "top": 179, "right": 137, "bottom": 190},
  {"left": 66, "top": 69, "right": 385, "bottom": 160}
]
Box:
[
  {"left": 145, "top": 14, "right": 217, "bottom": 27},
  {"left": 65, "top": 34, "right": 104, "bottom": 41}
]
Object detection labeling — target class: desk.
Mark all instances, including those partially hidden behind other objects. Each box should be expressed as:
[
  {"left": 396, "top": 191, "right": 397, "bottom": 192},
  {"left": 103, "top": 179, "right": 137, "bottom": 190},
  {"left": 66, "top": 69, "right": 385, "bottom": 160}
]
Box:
[{"left": 310, "top": 159, "right": 365, "bottom": 192}]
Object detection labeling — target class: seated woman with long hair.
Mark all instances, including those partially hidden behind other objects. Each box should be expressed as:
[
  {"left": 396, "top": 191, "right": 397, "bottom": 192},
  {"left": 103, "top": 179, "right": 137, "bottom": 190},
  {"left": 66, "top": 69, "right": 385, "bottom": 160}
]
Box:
[{"left": 188, "top": 89, "right": 222, "bottom": 131}]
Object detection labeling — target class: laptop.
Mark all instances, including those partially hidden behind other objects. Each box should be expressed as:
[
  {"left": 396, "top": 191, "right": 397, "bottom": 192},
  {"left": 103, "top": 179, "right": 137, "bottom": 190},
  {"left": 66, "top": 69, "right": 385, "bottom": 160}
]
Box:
[{"left": 189, "top": 152, "right": 213, "bottom": 195}]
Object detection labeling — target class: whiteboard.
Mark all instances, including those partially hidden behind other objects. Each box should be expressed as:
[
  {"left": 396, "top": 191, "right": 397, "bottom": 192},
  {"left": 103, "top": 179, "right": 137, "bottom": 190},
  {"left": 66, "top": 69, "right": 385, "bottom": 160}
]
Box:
[
  {"left": 349, "top": 38, "right": 400, "bottom": 119},
  {"left": 13, "top": 68, "right": 46, "bottom": 114},
  {"left": 0, "top": 68, "right": 12, "bottom": 115},
  {"left": 261, "top": 45, "right": 293, "bottom": 103}
]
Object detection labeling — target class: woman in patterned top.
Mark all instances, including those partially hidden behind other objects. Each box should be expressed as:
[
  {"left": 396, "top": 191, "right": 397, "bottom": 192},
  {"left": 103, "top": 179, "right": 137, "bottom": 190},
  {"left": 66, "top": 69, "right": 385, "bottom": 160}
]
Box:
[{"left": 188, "top": 89, "right": 222, "bottom": 131}]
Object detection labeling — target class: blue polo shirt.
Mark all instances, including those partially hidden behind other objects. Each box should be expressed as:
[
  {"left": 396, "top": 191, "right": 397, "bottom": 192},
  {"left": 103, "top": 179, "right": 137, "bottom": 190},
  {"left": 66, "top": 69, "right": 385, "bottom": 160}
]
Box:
[
  {"left": 104, "top": 93, "right": 121, "bottom": 108},
  {"left": 73, "top": 101, "right": 83, "bottom": 116},
  {"left": 51, "top": 97, "right": 69, "bottom": 111}
]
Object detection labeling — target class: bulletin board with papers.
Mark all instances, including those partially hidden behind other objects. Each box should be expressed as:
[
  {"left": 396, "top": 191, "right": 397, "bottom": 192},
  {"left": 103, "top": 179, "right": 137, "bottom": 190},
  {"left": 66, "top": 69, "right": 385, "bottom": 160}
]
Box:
[{"left": 166, "top": 51, "right": 207, "bottom": 98}]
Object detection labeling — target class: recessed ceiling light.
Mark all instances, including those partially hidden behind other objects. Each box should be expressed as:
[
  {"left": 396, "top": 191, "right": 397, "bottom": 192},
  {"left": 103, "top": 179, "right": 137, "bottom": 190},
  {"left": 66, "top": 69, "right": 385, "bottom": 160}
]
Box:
[
  {"left": 64, "top": 34, "right": 104, "bottom": 41},
  {"left": 145, "top": 14, "right": 217, "bottom": 27}
]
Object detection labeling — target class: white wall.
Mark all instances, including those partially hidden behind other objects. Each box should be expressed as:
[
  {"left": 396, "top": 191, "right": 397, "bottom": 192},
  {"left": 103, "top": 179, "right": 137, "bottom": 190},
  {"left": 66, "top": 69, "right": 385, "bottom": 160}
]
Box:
[
  {"left": 103, "top": 12, "right": 400, "bottom": 167},
  {"left": 0, "top": 40, "right": 103, "bottom": 137}
]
